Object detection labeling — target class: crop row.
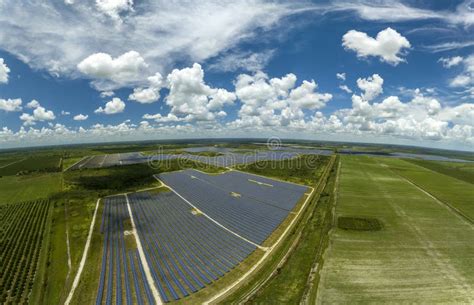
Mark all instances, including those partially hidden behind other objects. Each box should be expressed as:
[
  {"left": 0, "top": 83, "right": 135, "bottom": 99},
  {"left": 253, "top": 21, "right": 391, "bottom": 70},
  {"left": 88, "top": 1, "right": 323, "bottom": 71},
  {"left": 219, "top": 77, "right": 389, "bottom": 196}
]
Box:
[{"left": 0, "top": 200, "right": 50, "bottom": 304}]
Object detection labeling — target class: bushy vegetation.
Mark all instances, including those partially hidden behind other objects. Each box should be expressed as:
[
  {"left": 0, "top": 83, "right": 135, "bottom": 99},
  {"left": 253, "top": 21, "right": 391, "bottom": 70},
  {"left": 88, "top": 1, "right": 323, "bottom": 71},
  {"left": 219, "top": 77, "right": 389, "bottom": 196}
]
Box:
[{"left": 337, "top": 217, "right": 382, "bottom": 231}]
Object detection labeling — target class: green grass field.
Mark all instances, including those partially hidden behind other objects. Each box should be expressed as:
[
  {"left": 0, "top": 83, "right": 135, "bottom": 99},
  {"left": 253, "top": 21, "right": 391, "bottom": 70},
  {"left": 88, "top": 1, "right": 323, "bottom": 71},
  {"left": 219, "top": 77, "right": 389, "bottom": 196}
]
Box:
[
  {"left": 0, "top": 173, "right": 62, "bottom": 204},
  {"left": 405, "top": 159, "right": 474, "bottom": 184},
  {"left": 0, "top": 155, "right": 61, "bottom": 176},
  {"left": 380, "top": 158, "right": 474, "bottom": 221},
  {"left": 317, "top": 155, "right": 474, "bottom": 304}
]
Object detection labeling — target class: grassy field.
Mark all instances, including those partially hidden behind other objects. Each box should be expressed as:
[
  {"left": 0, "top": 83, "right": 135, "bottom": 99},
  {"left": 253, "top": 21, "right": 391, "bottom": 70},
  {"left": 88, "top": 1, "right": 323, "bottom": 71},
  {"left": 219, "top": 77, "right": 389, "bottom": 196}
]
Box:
[
  {"left": 381, "top": 158, "right": 474, "bottom": 221},
  {"left": 405, "top": 158, "right": 474, "bottom": 184},
  {"left": 317, "top": 155, "right": 474, "bottom": 304},
  {"left": 235, "top": 154, "right": 330, "bottom": 185},
  {"left": 0, "top": 173, "right": 62, "bottom": 204},
  {"left": 0, "top": 155, "right": 61, "bottom": 176}
]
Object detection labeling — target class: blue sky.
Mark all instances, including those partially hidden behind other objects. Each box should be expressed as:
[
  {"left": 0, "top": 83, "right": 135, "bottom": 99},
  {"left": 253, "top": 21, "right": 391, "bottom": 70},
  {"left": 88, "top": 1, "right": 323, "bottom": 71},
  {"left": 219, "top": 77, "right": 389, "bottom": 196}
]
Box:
[{"left": 0, "top": 0, "right": 473, "bottom": 150}]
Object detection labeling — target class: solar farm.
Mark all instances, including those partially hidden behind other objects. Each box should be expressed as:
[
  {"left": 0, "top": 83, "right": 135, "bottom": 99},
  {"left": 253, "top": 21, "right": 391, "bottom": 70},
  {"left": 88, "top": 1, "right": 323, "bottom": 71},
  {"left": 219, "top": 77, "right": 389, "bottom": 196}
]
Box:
[
  {"left": 2, "top": 141, "right": 473, "bottom": 305},
  {"left": 94, "top": 169, "right": 310, "bottom": 303},
  {"left": 66, "top": 146, "right": 333, "bottom": 170}
]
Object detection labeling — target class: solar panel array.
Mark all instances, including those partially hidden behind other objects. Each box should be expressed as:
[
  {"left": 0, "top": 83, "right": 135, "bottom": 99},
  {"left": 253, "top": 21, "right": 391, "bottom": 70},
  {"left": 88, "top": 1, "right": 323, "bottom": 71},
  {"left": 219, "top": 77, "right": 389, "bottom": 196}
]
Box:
[
  {"left": 96, "top": 195, "right": 155, "bottom": 305},
  {"left": 128, "top": 191, "right": 256, "bottom": 302},
  {"left": 95, "top": 170, "right": 307, "bottom": 302},
  {"left": 68, "top": 152, "right": 150, "bottom": 170},
  {"left": 158, "top": 169, "right": 308, "bottom": 244},
  {"left": 67, "top": 145, "right": 333, "bottom": 170}
]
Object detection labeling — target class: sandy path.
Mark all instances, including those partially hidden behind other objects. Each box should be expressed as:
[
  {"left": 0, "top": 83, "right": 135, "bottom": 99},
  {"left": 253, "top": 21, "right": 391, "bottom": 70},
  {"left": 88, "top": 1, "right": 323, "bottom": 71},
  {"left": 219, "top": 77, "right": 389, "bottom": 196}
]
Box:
[
  {"left": 64, "top": 198, "right": 101, "bottom": 305},
  {"left": 0, "top": 157, "right": 26, "bottom": 169}
]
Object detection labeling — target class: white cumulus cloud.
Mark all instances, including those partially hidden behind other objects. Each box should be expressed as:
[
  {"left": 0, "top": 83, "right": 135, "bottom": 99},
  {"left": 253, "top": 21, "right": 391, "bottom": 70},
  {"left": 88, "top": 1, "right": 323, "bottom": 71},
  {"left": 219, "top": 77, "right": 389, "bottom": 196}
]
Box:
[
  {"left": 77, "top": 51, "right": 148, "bottom": 89},
  {"left": 26, "top": 99, "right": 40, "bottom": 109},
  {"left": 20, "top": 104, "right": 56, "bottom": 125},
  {"left": 129, "top": 72, "right": 164, "bottom": 104},
  {"left": 449, "top": 54, "right": 474, "bottom": 88},
  {"left": 73, "top": 114, "right": 88, "bottom": 121},
  {"left": 164, "top": 63, "right": 236, "bottom": 121},
  {"left": 342, "top": 27, "right": 411, "bottom": 65},
  {"left": 0, "top": 58, "right": 10, "bottom": 84},
  {"left": 0, "top": 98, "right": 22, "bottom": 112},
  {"left": 94, "top": 97, "right": 126, "bottom": 114},
  {"left": 357, "top": 74, "right": 384, "bottom": 101}
]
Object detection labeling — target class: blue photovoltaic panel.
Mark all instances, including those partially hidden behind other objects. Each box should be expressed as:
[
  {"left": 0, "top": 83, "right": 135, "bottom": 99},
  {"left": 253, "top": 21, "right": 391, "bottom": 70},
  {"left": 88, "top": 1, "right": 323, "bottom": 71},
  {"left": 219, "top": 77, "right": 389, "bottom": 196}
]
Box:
[
  {"left": 95, "top": 168, "right": 306, "bottom": 302},
  {"left": 128, "top": 191, "right": 256, "bottom": 301},
  {"left": 158, "top": 169, "right": 308, "bottom": 244}
]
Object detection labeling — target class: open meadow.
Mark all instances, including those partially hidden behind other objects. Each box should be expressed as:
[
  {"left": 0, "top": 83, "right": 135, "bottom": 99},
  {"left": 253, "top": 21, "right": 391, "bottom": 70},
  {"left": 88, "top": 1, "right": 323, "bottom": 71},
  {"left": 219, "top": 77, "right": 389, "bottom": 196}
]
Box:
[{"left": 317, "top": 155, "right": 474, "bottom": 304}]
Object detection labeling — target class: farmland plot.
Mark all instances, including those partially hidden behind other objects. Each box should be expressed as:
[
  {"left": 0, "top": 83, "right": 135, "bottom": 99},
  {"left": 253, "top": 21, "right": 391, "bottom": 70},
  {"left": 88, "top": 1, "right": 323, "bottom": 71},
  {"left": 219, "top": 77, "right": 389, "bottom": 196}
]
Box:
[
  {"left": 0, "top": 200, "right": 51, "bottom": 304},
  {"left": 381, "top": 158, "right": 474, "bottom": 220},
  {"left": 317, "top": 156, "right": 474, "bottom": 304}
]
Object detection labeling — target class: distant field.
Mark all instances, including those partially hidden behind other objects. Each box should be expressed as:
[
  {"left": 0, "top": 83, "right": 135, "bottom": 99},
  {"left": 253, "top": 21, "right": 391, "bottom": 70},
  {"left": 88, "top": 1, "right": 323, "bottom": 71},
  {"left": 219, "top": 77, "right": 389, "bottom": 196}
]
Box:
[
  {"left": 405, "top": 159, "right": 474, "bottom": 184},
  {"left": 0, "top": 155, "right": 61, "bottom": 176},
  {"left": 236, "top": 154, "right": 330, "bottom": 185},
  {"left": 0, "top": 173, "right": 62, "bottom": 204},
  {"left": 381, "top": 158, "right": 474, "bottom": 221},
  {"left": 317, "top": 156, "right": 474, "bottom": 304}
]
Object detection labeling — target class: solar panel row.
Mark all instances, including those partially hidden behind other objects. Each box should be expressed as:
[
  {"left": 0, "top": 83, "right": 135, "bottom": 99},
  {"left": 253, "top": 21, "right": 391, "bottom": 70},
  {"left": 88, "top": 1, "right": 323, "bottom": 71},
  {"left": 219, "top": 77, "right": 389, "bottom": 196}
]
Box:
[
  {"left": 128, "top": 191, "right": 256, "bottom": 301},
  {"left": 157, "top": 169, "right": 308, "bottom": 244},
  {"left": 95, "top": 169, "right": 307, "bottom": 302},
  {"left": 96, "top": 196, "right": 153, "bottom": 305}
]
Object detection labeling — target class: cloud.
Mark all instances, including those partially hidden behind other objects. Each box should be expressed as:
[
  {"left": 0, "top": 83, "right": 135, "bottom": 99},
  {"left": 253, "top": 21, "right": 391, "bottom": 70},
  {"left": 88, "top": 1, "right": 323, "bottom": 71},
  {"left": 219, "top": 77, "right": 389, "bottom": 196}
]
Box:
[
  {"left": 439, "top": 56, "right": 464, "bottom": 68},
  {"left": 329, "top": 0, "right": 474, "bottom": 26},
  {"left": 0, "top": 58, "right": 10, "bottom": 84},
  {"left": 77, "top": 51, "right": 148, "bottom": 89},
  {"left": 129, "top": 72, "right": 164, "bottom": 104},
  {"left": 163, "top": 63, "right": 236, "bottom": 121},
  {"left": 20, "top": 104, "right": 56, "bottom": 125},
  {"left": 95, "top": 0, "right": 134, "bottom": 20},
  {"left": 208, "top": 50, "right": 275, "bottom": 72},
  {"left": 342, "top": 27, "right": 411, "bottom": 65},
  {"left": 26, "top": 99, "right": 40, "bottom": 108},
  {"left": 232, "top": 71, "right": 331, "bottom": 127},
  {"left": 339, "top": 85, "right": 352, "bottom": 93},
  {"left": 94, "top": 97, "right": 126, "bottom": 114},
  {"left": 449, "top": 54, "right": 473, "bottom": 88},
  {"left": 142, "top": 113, "right": 183, "bottom": 123},
  {"left": 61, "top": 110, "right": 71, "bottom": 115},
  {"left": 100, "top": 91, "right": 115, "bottom": 98},
  {"left": 357, "top": 74, "right": 384, "bottom": 101},
  {"left": 1, "top": 84, "right": 473, "bottom": 149},
  {"left": 0, "top": 98, "right": 22, "bottom": 112},
  {"left": 424, "top": 41, "right": 474, "bottom": 53},
  {"left": 336, "top": 72, "right": 346, "bottom": 81},
  {"left": 73, "top": 113, "right": 88, "bottom": 121},
  {"left": 0, "top": 1, "right": 309, "bottom": 89}
]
